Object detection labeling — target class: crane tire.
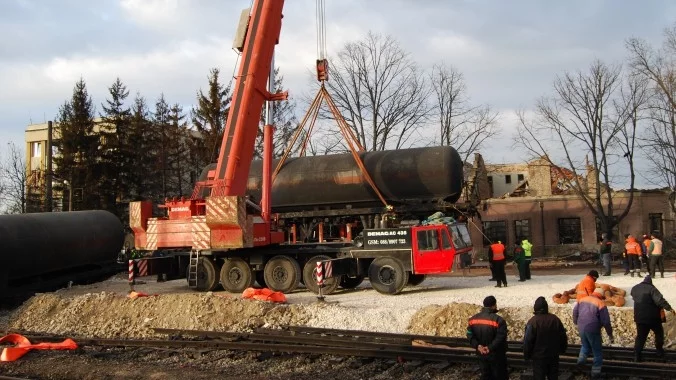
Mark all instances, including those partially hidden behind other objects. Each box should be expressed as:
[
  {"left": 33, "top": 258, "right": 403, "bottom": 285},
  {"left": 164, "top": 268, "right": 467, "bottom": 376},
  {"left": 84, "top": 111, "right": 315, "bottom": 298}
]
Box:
[
  {"left": 302, "top": 255, "right": 339, "bottom": 295},
  {"left": 264, "top": 255, "right": 301, "bottom": 293},
  {"left": 220, "top": 258, "right": 254, "bottom": 293},
  {"left": 368, "top": 257, "right": 409, "bottom": 295},
  {"left": 195, "top": 257, "right": 219, "bottom": 292}
]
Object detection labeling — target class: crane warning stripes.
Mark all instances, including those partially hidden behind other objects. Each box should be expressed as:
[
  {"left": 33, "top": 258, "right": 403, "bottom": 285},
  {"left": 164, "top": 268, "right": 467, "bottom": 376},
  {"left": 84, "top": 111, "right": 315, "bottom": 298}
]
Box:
[{"left": 191, "top": 216, "right": 210, "bottom": 250}]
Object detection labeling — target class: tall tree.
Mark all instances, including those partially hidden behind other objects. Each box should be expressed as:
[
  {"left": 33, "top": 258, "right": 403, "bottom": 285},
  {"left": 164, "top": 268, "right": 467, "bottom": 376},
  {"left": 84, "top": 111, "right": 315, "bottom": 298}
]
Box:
[
  {"left": 516, "top": 61, "right": 649, "bottom": 238},
  {"left": 325, "top": 32, "right": 431, "bottom": 151},
  {"left": 0, "top": 142, "right": 28, "bottom": 214},
  {"left": 627, "top": 25, "right": 676, "bottom": 213},
  {"left": 190, "top": 68, "right": 232, "bottom": 168},
  {"left": 100, "top": 77, "right": 131, "bottom": 215},
  {"left": 126, "top": 93, "right": 154, "bottom": 201},
  {"left": 430, "top": 63, "right": 499, "bottom": 162},
  {"left": 152, "top": 94, "right": 172, "bottom": 199},
  {"left": 53, "top": 78, "right": 100, "bottom": 211},
  {"left": 167, "top": 103, "right": 191, "bottom": 196}
]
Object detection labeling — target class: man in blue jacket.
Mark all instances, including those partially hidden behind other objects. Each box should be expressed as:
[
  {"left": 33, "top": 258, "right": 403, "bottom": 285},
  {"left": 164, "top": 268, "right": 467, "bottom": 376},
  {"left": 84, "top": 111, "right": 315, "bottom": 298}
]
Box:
[
  {"left": 631, "top": 275, "right": 675, "bottom": 362},
  {"left": 573, "top": 292, "right": 613, "bottom": 379}
]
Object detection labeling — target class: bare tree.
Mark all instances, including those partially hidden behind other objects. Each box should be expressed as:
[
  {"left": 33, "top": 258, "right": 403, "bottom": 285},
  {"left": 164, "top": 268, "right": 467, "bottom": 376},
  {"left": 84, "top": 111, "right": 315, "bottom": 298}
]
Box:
[
  {"left": 325, "top": 32, "right": 432, "bottom": 151},
  {"left": 0, "top": 142, "right": 28, "bottom": 214},
  {"left": 430, "top": 63, "right": 499, "bottom": 162},
  {"left": 516, "top": 60, "right": 648, "bottom": 238},
  {"left": 627, "top": 26, "right": 676, "bottom": 213}
]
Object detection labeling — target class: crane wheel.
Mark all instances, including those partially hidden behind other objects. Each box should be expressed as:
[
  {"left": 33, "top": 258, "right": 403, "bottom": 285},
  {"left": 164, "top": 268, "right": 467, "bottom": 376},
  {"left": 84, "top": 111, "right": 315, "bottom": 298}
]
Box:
[
  {"left": 220, "top": 258, "right": 255, "bottom": 293},
  {"left": 340, "top": 275, "right": 365, "bottom": 289},
  {"left": 195, "top": 257, "right": 219, "bottom": 292},
  {"left": 264, "top": 256, "right": 301, "bottom": 293},
  {"left": 303, "top": 255, "right": 339, "bottom": 295},
  {"left": 407, "top": 274, "right": 426, "bottom": 286},
  {"left": 368, "top": 257, "right": 409, "bottom": 295}
]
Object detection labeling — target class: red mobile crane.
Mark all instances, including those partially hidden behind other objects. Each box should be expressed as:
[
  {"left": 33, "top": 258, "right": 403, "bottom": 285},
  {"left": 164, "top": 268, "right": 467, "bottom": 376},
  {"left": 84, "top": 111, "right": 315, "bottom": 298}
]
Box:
[{"left": 129, "top": 0, "right": 473, "bottom": 295}]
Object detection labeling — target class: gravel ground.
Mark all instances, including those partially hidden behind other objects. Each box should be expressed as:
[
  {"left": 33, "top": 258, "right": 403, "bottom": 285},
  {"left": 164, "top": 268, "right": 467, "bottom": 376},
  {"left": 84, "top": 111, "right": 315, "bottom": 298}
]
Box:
[{"left": 2, "top": 264, "right": 675, "bottom": 379}]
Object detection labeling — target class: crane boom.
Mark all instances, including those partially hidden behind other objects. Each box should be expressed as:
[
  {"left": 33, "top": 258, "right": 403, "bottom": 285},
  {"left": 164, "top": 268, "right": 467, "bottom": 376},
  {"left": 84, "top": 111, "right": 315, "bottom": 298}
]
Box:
[{"left": 212, "top": 0, "right": 287, "bottom": 196}]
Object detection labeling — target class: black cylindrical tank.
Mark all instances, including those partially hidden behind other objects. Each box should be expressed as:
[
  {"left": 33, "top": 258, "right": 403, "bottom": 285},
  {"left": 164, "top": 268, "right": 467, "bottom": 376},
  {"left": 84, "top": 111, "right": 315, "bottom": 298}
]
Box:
[
  {"left": 0, "top": 210, "right": 124, "bottom": 281},
  {"left": 247, "top": 146, "right": 464, "bottom": 211}
]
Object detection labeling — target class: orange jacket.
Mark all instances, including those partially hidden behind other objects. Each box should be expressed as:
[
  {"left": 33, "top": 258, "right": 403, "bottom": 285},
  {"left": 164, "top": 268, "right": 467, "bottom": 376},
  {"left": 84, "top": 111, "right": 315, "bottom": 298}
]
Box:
[
  {"left": 625, "top": 237, "right": 641, "bottom": 255},
  {"left": 576, "top": 275, "right": 597, "bottom": 302},
  {"left": 490, "top": 243, "right": 505, "bottom": 261}
]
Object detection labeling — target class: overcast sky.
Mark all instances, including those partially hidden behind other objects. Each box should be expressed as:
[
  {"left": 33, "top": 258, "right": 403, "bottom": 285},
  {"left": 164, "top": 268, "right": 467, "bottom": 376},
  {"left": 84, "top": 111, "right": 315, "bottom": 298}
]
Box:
[{"left": 1, "top": 0, "right": 674, "bottom": 185}]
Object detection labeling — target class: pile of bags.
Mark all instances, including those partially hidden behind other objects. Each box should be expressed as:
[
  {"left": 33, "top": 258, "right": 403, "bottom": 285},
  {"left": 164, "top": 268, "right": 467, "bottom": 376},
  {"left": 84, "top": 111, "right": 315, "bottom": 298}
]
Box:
[
  {"left": 242, "top": 287, "right": 287, "bottom": 303},
  {"left": 552, "top": 283, "right": 626, "bottom": 307}
]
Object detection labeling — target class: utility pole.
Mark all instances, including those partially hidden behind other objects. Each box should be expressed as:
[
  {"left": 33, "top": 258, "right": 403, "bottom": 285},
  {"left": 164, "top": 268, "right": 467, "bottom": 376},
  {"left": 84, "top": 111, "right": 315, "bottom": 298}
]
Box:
[{"left": 45, "top": 121, "right": 53, "bottom": 212}]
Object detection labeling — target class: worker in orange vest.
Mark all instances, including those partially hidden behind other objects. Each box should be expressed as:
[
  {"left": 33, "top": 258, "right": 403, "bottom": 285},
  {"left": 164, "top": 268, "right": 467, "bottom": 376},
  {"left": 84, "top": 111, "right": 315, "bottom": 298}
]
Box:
[
  {"left": 490, "top": 241, "right": 507, "bottom": 288},
  {"left": 625, "top": 235, "right": 642, "bottom": 277}
]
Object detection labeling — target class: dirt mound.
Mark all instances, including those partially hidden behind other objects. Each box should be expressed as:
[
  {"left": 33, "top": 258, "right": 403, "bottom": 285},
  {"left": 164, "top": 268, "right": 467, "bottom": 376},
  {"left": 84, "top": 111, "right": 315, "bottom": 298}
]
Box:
[{"left": 7, "top": 292, "right": 310, "bottom": 338}]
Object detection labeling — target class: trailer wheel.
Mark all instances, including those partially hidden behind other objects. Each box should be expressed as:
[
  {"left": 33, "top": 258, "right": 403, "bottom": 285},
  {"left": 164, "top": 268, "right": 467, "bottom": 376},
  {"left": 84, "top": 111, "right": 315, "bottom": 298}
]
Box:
[
  {"left": 368, "top": 257, "right": 409, "bottom": 295},
  {"left": 340, "top": 275, "right": 365, "bottom": 289},
  {"left": 264, "top": 256, "right": 301, "bottom": 293},
  {"left": 220, "top": 258, "right": 254, "bottom": 293},
  {"left": 255, "top": 270, "right": 266, "bottom": 288},
  {"left": 195, "top": 257, "right": 219, "bottom": 292},
  {"left": 407, "top": 274, "right": 426, "bottom": 286},
  {"left": 303, "top": 255, "right": 339, "bottom": 295}
]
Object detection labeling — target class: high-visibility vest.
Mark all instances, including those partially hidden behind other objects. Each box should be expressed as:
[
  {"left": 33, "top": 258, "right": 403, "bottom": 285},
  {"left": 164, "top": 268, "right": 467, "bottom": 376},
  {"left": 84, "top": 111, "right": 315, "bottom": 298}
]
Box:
[
  {"left": 490, "top": 243, "right": 505, "bottom": 261},
  {"left": 522, "top": 240, "right": 533, "bottom": 258},
  {"left": 651, "top": 239, "right": 663, "bottom": 255},
  {"left": 625, "top": 239, "right": 641, "bottom": 255}
]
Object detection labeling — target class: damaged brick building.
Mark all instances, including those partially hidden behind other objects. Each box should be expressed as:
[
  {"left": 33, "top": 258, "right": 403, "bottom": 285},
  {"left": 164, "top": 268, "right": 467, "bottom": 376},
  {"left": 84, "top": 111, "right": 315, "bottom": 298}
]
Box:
[{"left": 468, "top": 157, "right": 675, "bottom": 257}]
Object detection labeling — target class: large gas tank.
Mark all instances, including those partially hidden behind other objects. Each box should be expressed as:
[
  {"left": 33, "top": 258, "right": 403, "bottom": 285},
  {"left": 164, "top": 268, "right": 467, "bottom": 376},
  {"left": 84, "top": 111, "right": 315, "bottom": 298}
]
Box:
[
  {"left": 0, "top": 210, "right": 124, "bottom": 281},
  {"left": 246, "top": 146, "right": 464, "bottom": 212}
]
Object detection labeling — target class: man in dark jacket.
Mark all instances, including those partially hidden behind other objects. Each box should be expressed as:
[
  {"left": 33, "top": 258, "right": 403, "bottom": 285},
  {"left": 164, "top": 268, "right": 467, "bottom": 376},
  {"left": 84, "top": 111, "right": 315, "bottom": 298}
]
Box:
[
  {"left": 599, "top": 233, "right": 612, "bottom": 276},
  {"left": 524, "top": 297, "right": 568, "bottom": 380},
  {"left": 513, "top": 243, "right": 526, "bottom": 282},
  {"left": 630, "top": 275, "right": 675, "bottom": 362},
  {"left": 467, "top": 295, "right": 508, "bottom": 380}
]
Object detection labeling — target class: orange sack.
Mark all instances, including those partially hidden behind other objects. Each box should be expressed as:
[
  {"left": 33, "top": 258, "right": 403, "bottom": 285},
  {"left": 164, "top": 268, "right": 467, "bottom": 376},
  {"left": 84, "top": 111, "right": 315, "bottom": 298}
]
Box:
[
  {"left": 0, "top": 334, "right": 78, "bottom": 362},
  {"left": 242, "top": 288, "right": 287, "bottom": 303}
]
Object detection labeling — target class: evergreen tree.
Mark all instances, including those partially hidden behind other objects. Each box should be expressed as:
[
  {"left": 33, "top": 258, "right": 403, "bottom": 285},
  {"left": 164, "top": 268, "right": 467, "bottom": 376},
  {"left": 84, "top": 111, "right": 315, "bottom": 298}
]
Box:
[
  {"left": 190, "top": 68, "right": 232, "bottom": 169},
  {"left": 127, "top": 93, "right": 154, "bottom": 201},
  {"left": 53, "top": 78, "right": 99, "bottom": 211},
  {"left": 167, "top": 103, "right": 190, "bottom": 197},
  {"left": 152, "top": 94, "right": 171, "bottom": 199},
  {"left": 100, "top": 77, "right": 131, "bottom": 215}
]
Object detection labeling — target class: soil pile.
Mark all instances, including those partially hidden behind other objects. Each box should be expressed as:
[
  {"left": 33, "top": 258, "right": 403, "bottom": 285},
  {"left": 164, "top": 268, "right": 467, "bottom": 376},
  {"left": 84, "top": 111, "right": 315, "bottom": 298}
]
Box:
[{"left": 7, "top": 292, "right": 310, "bottom": 338}]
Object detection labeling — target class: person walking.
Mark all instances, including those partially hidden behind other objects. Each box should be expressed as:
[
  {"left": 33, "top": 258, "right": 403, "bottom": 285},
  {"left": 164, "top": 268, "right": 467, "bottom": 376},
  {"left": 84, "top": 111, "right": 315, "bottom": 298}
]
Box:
[
  {"left": 599, "top": 233, "right": 612, "bottom": 276},
  {"left": 648, "top": 233, "right": 665, "bottom": 278},
  {"left": 522, "top": 239, "right": 533, "bottom": 280},
  {"left": 625, "top": 235, "right": 642, "bottom": 277},
  {"left": 573, "top": 292, "right": 614, "bottom": 379},
  {"left": 631, "top": 275, "right": 675, "bottom": 362},
  {"left": 641, "top": 234, "right": 651, "bottom": 272},
  {"left": 490, "top": 241, "right": 507, "bottom": 288},
  {"left": 513, "top": 243, "right": 526, "bottom": 282},
  {"left": 467, "top": 295, "right": 508, "bottom": 380},
  {"left": 576, "top": 270, "right": 599, "bottom": 302},
  {"left": 488, "top": 245, "right": 497, "bottom": 281},
  {"left": 524, "top": 297, "right": 568, "bottom": 380},
  {"left": 621, "top": 234, "right": 631, "bottom": 275}
]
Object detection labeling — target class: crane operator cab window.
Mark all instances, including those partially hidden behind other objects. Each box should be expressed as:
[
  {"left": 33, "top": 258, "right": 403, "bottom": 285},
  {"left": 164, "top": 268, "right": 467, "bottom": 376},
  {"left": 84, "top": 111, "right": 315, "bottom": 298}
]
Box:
[
  {"left": 417, "top": 229, "right": 440, "bottom": 251},
  {"left": 448, "top": 224, "right": 471, "bottom": 249}
]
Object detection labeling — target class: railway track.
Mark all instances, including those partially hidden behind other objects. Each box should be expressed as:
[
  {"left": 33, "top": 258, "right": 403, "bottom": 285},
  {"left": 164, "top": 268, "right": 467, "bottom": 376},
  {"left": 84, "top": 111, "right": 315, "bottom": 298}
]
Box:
[{"left": 15, "top": 327, "right": 676, "bottom": 379}]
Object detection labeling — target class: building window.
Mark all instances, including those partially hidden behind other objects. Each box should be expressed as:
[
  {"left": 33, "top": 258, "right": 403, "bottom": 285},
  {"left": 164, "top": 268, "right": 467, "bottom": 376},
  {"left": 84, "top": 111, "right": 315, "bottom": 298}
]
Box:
[
  {"left": 517, "top": 174, "right": 524, "bottom": 182},
  {"left": 505, "top": 174, "right": 512, "bottom": 184},
  {"left": 558, "top": 218, "right": 582, "bottom": 244},
  {"left": 514, "top": 219, "right": 530, "bottom": 243},
  {"left": 32, "top": 142, "right": 41, "bottom": 157},
  {"left": 649, "top": 213, "right": 663, "bottom": 236},
  {"left": 483, "top": 221, "right": 507, "bottom": 246}
]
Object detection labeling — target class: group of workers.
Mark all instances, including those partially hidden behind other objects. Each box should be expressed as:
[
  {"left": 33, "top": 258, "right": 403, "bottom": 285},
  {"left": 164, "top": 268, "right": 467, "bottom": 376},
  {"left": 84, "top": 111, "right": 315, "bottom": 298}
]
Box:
[
  {"left": 599, "top": 231, "right": 665, "bottom": 278},
  {"left": 487, "top": 239, "right": 533, "bottom": 287},
  {"left": 468, "top": 270, "right": 673, "bottom": 380}
]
